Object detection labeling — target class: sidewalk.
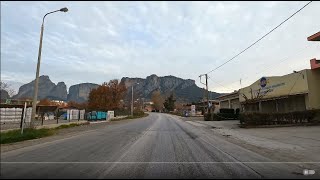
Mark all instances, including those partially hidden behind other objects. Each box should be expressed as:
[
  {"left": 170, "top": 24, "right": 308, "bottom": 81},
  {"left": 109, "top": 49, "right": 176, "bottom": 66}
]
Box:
[{"left": 185, "top": 118, "right": 320, "bottom": 162}]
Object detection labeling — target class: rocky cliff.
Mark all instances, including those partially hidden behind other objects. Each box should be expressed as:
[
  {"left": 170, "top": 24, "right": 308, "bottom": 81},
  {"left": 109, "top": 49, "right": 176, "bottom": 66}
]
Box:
[
  {"left": 121, "top": 74, "right": 220, "bottom": 103},
  {"left": 12, "top": 74, "right": 221, "bottom": 103},
  {"left": 12, "top": 75, "right": 67, "bottom": 100},
  {"left": 47, "top": 82, "right": 68, "bottom": 101},
  {"left": 1, "top": 89, "right": 10, "bottom": 100},
  {"left": 67, "top": 83, "right": 99, "bottom": 103},
  {"left": 12, "top": 75, "right": 99, "bottom": 103}
]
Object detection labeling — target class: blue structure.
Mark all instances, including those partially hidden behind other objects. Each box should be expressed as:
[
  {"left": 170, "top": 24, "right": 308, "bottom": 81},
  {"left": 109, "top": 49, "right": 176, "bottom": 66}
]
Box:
[{"left": 87, "top": 111, "right": 107, "bottom": 121}]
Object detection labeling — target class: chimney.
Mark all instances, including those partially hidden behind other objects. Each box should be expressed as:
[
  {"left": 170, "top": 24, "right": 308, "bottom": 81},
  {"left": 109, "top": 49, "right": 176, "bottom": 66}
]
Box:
[{"left": 310, "top": 58, "right": 320, "bottom": 70}]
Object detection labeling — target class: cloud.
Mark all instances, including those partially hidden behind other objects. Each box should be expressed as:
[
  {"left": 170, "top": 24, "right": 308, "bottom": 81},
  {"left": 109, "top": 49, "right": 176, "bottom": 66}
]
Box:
[{"left": 1, "top": 1, "right": 320, "bottom": 94}]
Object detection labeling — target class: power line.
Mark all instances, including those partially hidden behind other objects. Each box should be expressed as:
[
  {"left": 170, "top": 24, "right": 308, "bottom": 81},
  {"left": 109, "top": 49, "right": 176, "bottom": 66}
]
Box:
[
  {"left": 228, "top": 44, "right": 310, "bottom": 87},
  {"left": 206, "top": 44, "right": 310, "bottom": 92},
  {"left": 208, "top": 76, "right": 234, "bottom": 92},
  {"left": 205, "top": 1, "right": 312, "bottom": 75}
]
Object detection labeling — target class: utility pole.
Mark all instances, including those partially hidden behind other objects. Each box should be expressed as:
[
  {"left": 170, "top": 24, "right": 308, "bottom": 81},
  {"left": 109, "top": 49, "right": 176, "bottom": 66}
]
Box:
[
  {"left": 205, "top": 74, "right": 209, "bottom": 111},
  {"left": 141, "top": 98, "right": 145, "bottom": 111},
  {"left": 30, "top": 7, "right": 68, "bottom": 128},
  {"left": 199, "top": 74, "right": 209, "bottom": 114},
  {"left": 131, "top": 83, "right": 139, "bottom": 116},
  {"left": 131, "top": 86, "right": 134, "bottom": 117}
]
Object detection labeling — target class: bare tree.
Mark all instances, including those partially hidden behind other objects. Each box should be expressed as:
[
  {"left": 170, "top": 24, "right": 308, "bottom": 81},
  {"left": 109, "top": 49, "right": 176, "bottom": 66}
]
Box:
[
  {"left": 0, "top": 81, "right": 16, "bottom": 97},
  {"left": 242, "top": 88, "right": 271, "bottom": 102}
]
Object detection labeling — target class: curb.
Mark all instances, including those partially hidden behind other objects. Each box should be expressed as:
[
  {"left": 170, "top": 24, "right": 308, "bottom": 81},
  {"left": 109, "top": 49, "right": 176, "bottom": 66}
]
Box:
[
  {"left": 34, "top": 121, "right": 89, "bottom": 129},
  {"left": 239, "top": 123, "right": 320, "bottom": 129}
]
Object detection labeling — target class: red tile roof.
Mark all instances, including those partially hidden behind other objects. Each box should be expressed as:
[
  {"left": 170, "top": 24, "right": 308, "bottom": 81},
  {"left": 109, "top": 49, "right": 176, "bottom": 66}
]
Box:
[{"left": 307, "top": 31, "right": 320, "bottom": 41}]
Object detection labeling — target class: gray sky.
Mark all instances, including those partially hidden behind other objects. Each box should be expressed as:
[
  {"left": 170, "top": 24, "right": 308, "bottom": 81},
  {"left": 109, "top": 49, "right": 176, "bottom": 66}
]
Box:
[{"left": 1, "top": 1, "right": 319, "bottom": 94}]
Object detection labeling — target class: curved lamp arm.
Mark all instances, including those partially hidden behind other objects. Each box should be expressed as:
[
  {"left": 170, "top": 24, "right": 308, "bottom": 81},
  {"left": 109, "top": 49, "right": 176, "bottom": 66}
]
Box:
[{"left": 42, "top": 7, "right": 68, "bottom": 25}]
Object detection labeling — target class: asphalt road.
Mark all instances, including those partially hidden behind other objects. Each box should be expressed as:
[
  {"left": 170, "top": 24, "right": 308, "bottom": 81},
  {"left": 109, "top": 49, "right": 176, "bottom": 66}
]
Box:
[{"left": 1, "top": 113, "right": 318, "bottom": 179}]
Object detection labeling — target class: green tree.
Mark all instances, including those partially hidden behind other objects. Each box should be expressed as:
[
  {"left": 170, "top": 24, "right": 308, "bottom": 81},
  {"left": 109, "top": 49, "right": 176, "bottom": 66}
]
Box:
[{"left": 163, "top": 94, "right": 176, "bottom": 111}]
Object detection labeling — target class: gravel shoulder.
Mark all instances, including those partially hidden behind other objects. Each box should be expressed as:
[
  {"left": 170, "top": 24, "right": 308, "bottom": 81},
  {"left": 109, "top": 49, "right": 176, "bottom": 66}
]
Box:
[
  {"left": 183, "top": 117, "right": 320, "bottom": 166},
  {"left": 0, "top": 117, "right": 149, "bottom": 153}
]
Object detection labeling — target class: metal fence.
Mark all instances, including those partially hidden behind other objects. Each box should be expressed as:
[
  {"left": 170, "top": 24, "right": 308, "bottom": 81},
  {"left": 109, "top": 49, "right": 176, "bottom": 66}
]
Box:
[
  {"left": 0, "top": 106, "right": 86, "bottom": 131},
  {"left": 0, "top": 105, "right": 130, "bottom": 131}
]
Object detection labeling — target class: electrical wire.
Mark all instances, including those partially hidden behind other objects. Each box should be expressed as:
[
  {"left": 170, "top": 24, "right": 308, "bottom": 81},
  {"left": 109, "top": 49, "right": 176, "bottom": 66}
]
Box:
[
  {"left": 207, "top": 44, "right": 310, "bottom": 92},
  {"left": 208, "top": 76, "right": 234, "bottom": 92},
  {"left": 204, "top": 1, "right": 312, "bottom": 75}
]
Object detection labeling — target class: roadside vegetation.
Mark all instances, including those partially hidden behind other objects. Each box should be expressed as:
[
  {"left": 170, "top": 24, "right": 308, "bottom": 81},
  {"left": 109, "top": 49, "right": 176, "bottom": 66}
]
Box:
[
  {"left": 167, "top": 111, "right": 184, "bottom": 117},
  {"left": 0, "top": 123, "right": 86, "bottom": 144},
  {"left": 239, "top": 110, "right": 320, "bottom": 128},
  {"left": 111, "top": 110, "right": 149, "bottom": 121}
]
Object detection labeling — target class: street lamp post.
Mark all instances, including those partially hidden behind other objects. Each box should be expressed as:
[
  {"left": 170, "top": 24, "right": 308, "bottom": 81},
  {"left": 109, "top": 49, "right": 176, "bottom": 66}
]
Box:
[
  {"left": 30, "top": 7, "right": 68, "bottom": 128},
  {"left": 131, "top": 83, "right": 139, "bottom": 116}
]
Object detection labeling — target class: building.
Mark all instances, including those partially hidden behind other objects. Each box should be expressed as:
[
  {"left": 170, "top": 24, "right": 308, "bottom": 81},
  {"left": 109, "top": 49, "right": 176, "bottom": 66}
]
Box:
[
  {"left": 239, "top": 59, "right": 320, "bottom": 113},
  {"left": 215, "top": 91, "right": 240, "bottom": 110},
  {"left": 192, "top": 100, "right": 219, "bottom": 114},
  {"left": 143, "top": 101, "right": 154, "bottom": 112},
  {"left": 52, "top": 100, "right": 67, "bottom": 106},
  {"left": 307, "top": 31, "right": 320, "bottom": 41},
  {"left": 3, "top": 99, "right": 35, "bottom": 106}
]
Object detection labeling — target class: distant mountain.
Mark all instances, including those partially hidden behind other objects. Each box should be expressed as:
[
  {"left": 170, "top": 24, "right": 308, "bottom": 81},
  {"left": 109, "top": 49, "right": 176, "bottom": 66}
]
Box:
[
  {"left": 12, "top": 76, "right": 99, "bottom": 103},
  {"left": 11, "top": 74, "right": 221, "bottom": 104},
  {"left": 121, "top": 74, "right": 221, "bottom": 103},
  {"left": 12, "top": 75, "right": 68, "bottom": 101},
  {"left": 67, "top": 83, "right": 99, "bottom": 103},
  {"left": 1, "top": 89, "right": 10, "bottom": 100}
]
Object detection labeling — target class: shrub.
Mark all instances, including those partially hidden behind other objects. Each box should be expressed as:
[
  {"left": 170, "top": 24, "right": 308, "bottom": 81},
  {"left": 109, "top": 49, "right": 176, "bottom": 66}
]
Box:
[
  {"left": 204, "top": 113, "right": 238, "bottom": 121},
  {"left": 114, "top": 109, "right": 130, "bottom": 116},
  {"left": 220, "top": 108, "right": 235, "bottom": 114},
  {"left": 239, "top": 109, "right": 320, "bottom": 127},
  {"left": 133, "top": 109, "right": 145, "bottom": 116}
]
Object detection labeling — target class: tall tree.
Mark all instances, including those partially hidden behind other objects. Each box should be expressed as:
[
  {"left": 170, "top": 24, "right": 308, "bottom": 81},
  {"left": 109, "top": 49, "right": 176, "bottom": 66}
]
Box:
[
  {"left": 151, "top": 90, "right": 164, "bottom": 111},
  {"left": 67, "top": 101, "right": 87, "bottom": 109},
  {"left": 163, "top": 94, "right": 176, "bottom": 111},
  {"left": 88, "top": 79, "right": 127, "bottom": 111}
]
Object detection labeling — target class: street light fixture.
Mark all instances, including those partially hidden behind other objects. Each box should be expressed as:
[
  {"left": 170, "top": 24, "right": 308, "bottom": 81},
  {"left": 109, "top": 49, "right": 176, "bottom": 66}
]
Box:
[
  {"left": 30, "top": 7, "right": 68, "bottom": 128},
  {"left": 60, "top": 7, "right": 68, "bottom": 12},
  {"left": 131, "top": 83, "right": 139, "bottom": 116}
]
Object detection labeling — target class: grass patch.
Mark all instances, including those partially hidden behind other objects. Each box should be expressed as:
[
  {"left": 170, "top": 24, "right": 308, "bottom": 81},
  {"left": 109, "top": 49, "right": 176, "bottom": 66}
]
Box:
[
  {"left": 54, "top": 123, "right": 81, "bottom": 130},
  {"left": 1, "top": 128, "right": 55, "bottom": 144},
  {"left": 1, "top": 122, "right": 89, "bottom": 144},
  {"left": 111, "top": 113, "right": 149, "bottom": 121}
]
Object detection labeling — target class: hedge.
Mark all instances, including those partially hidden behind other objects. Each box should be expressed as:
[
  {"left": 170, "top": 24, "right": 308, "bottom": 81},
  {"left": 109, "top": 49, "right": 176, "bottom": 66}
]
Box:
[
  {"left": 204, "top": 112, "right": 239, "bottom": 121},
  {"left": 239, "top": 109, "right": 320, "bottom": 127}
]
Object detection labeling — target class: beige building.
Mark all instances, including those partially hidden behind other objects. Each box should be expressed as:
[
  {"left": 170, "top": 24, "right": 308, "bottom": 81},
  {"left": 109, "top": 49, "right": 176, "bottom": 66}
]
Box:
[
  {"left": 239, "top": 60, "right": 320, "bottom": 113},
  {"left": 215, "top": 91, "right": 240, "bottom": 110}
]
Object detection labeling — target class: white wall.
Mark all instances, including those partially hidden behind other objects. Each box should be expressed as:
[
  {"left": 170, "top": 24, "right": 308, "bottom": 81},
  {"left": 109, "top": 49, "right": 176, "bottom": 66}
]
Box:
[{"left": 0, "top": 107, "right": 31, "bottom": 122}]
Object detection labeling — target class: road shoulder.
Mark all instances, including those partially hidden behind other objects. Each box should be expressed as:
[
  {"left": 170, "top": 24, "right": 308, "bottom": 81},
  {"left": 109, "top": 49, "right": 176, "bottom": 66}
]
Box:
[
  {"left": 182, "top": 118, "right": 320, "bottom": 165},
  {"left": 1, "top": 115, "right": 150, "bottom": 153}
]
